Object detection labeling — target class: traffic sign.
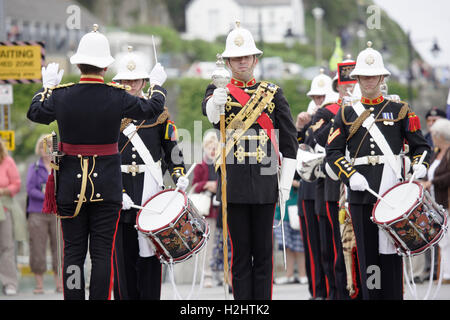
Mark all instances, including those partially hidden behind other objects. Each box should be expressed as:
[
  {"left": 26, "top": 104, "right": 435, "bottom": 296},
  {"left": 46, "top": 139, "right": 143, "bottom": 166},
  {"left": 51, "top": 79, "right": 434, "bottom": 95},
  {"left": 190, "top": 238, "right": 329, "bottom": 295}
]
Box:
[
  {"left": 0, "top": 84, "right": 13, "bottom": 104},
  {"left": 0, "top": 42, "right": 45, "bottom": 83},
  {"left": 0, "top": 130, "right": 14, "bottom": 151}
]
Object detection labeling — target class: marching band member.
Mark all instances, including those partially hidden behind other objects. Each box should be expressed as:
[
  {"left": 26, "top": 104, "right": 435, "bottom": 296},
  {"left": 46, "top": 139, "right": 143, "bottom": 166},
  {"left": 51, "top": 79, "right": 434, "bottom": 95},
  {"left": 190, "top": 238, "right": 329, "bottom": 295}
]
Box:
[
  {"left": 27, "top": 25, "right": 167, "bottom": 300},
  {"left": 311, "top": 58, "right": 357, "bottom": 300},
  {"left": 296, "top": 70, "right": 333, "bottom": 299},
  {"left": 325, "top": 41, "right": 431, "bottom": 300},
  {"left": 112, "top": 47, "right": 187, "bottom": 300},
  {"left": 202, "top": 21, "right": 298, "bottom": 300}
]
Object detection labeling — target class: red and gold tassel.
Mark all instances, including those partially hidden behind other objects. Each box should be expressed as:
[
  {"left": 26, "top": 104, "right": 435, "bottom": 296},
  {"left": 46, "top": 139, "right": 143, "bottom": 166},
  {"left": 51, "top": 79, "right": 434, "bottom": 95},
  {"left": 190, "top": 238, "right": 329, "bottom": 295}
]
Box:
[
  {"left": 407, "top": 112, "right": 421, "bottom": 132},
  {"left": 42, "top": 169, "right": 57, "bottom": 214}
]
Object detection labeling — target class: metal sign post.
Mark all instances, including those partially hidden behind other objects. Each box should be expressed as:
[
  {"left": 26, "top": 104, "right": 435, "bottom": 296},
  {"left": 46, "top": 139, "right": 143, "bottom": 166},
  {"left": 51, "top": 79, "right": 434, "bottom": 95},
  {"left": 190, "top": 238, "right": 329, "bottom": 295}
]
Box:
[{"left": 0, "top": 84, "right": 14, "bottom": 150}]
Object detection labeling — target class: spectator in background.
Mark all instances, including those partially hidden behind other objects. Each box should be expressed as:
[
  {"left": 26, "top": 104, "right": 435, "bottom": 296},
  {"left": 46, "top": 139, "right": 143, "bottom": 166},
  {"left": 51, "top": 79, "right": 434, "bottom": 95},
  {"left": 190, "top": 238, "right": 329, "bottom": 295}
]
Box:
[
  {"left": 26, "top": 135, "right": 62, "bottom": 294},
  {"left": 0, "top": 139, "right": 21, "bottom": 296},
  {"left": 421, "top": 118, "right": 450, "bottom": 284},
  {"left": 273, "top": 173, "right": 307, "bottom": 285},
  {"left": 424, "top": 107, "right": 446, "bottom": 157},
  {"left": 446, "top": 89, "right": 450, "bottom": 120},
  {"left": 192, "top": 131, "right": 221, "bottom": 288}
]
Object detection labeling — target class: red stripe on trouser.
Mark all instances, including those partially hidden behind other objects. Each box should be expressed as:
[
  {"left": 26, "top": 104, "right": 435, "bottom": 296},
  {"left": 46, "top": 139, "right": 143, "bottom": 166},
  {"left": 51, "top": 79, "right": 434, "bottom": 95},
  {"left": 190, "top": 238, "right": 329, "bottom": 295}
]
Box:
[
  {"left": 107, "top": 209, "right": 121, "bottom": 300},
  {"left": 348, "top": 205, "right": 363, "bottom": 298},
  {"left": 326, "top": 202, "right": 339, "bottom": 278},
  {"left": 113, "top": 243, "right": 122, "bottom": 299},
  {"left": 302, "top": 200, "right": 316, "bottom": 298},
  {"left": 270, "top": 203, "right": 276, "bottom": 300}
]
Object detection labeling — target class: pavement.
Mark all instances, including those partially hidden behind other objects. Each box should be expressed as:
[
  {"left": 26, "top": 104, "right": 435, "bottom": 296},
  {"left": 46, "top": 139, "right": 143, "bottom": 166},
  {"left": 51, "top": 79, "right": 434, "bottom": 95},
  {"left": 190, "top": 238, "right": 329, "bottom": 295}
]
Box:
[{"left": 2, "top": 272, "right": 450, "bottom": 301}]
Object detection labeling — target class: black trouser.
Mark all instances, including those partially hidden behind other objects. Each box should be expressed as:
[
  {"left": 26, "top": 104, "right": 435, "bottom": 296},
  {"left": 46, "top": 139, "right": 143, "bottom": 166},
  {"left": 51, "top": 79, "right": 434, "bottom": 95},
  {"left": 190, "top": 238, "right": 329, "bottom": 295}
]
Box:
[
  {"left": 113, "top": 222, "right": 161, "bottom": 300},
  {"left": 299, "top": 200, "right": 326, "bottom": 299},
  {"left": 348, "top": 204, "right": 403, "bottom": 300},
  {"left": 318, "top": 213, "right": 336, "bottom": 299},
  {"left": 227, "top": 203, "right": 275, "bottom": 300},
  {"left": 59, "top": 201, "right": 121, "bottom": 300},
  {"left": 325, "top": 201, "right": 350, "bottom": 300},
  {"left": 298, "top": 214, "right": 313, "bottom": 297}
]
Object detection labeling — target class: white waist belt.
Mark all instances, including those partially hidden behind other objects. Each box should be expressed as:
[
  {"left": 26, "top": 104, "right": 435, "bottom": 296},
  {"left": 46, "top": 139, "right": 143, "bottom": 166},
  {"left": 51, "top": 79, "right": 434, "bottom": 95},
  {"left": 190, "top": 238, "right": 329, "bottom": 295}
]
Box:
[
  {"left": 353, "top": 155, "right": 400, "bottom": 166},
  {"left": 121, "top": 164, "right": 147, "bottom": 175}
]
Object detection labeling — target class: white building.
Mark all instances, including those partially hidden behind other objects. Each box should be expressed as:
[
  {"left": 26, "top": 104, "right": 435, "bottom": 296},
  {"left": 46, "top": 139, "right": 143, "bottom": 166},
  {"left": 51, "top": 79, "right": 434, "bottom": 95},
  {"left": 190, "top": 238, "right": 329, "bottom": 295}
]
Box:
[{"left": 184, "top": 0, "right": 306, "bottom": 44}]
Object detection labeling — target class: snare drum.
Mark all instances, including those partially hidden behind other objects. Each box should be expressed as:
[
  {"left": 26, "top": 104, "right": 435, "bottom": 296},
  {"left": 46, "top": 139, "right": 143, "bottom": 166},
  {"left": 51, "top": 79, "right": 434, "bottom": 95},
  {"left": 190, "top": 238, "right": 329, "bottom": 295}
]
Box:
[
  {"left": 372, "top": 181, "right": 448, "bottom": 256},
  {"left": 136, "top": 188, "right": 210, "bottom": 264}
]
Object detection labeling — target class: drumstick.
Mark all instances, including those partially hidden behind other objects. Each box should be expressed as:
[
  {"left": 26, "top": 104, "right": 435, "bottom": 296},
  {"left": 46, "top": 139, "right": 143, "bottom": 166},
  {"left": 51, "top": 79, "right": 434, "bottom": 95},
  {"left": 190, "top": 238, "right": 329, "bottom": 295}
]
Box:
[
  {"left": 365, "top": 186, "right": 396, "bottom": 209},
  {"left": 159, "top": 163, "right": 198, "bottom": 214},
  {"left": 131, "top": 204, "right": 161, "bottom": 215},
  {"left": 152, "top": 35, "right": 158, "bottom": 65},
  {"left": 408, "top": 151, "right": 427, "bottom": 185}
]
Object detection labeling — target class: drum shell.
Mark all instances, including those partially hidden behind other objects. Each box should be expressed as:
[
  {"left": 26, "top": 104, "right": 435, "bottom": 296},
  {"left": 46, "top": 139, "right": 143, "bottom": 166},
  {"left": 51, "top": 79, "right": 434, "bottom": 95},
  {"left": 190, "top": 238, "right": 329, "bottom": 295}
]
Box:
[{"left": 136, "top": 189, "right": 209, "bottom": 263}]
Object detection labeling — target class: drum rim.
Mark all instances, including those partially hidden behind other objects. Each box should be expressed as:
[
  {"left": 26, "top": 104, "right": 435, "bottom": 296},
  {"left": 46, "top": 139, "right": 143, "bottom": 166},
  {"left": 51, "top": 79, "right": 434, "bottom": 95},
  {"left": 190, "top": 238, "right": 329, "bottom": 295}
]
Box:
[
  {"left": 135, "top": 188, "right": 188, "bottom": 234},
  {"left": 371, "top": 181, "right": 423, "bottom": 225}
]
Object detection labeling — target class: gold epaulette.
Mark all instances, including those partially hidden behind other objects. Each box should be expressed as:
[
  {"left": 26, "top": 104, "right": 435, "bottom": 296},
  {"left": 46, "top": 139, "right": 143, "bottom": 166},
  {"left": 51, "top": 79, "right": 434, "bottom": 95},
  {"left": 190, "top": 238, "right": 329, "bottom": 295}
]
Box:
[
  {"left": 33, "top": 83, "right": 75, "bottom": 101},
  {"left": 106, "top": 82, "right": 131, "bottom": 91},
  {"left": 50, "top": 82, "right": 75, "bottom": 89},
  {"left": 120, "top": 118, "right": 133, "bottom": 132},
  {"left": 397, "top": 100, "right": 410, "bottom": 120},
  {"left": 140, "top": 107, "right": 170, "bottom": 128}
]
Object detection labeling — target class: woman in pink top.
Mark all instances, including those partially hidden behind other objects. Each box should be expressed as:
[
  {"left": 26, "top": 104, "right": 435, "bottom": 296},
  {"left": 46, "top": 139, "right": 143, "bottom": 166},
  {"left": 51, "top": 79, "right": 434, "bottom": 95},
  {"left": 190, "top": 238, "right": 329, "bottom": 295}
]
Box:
[{"left": 0, "top": 139, "right": 21, "bottom": 296}]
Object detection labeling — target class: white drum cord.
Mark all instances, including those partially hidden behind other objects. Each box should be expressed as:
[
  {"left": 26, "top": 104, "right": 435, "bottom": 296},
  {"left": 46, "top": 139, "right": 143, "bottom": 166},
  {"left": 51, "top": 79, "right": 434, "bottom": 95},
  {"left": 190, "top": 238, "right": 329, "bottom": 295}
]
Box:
[
  {"left": 167, "top": 239, "right": 209, "bottom": 300},
  {"left": 403, "top": 245, "right": 444, "bottom": 300}
]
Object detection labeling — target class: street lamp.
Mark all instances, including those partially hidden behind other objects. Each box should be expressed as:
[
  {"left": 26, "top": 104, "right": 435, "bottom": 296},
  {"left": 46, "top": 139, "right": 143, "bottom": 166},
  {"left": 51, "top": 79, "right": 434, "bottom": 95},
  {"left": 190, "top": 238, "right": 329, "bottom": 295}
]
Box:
[
  {"left": 431, "top": 38, "right": 441, "bottom": 58},
  {"left": 312, "top": 7, "right": 324, "bottom": 66},
  {"left": 383, "top": 33, "right": 441, "bottom": 105}
]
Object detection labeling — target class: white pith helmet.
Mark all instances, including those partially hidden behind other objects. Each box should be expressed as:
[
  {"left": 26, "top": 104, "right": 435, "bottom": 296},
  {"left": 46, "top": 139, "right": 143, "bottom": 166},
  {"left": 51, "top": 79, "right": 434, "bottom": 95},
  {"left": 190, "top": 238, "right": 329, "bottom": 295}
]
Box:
[
  {"left": 350, "top": 41, "right": 390, "bottom": 78},
  {"left": 70, "top": 24, "right": 115, "bottom": 68},
  {"left": 221, "top": 20, "right": 263, "bottom": 58},
  {"left": 113, "top": 46, "right": 150, "bottom": 81},
  {"left": 306, "top": 68, "right": 333, "bottom": 97}
]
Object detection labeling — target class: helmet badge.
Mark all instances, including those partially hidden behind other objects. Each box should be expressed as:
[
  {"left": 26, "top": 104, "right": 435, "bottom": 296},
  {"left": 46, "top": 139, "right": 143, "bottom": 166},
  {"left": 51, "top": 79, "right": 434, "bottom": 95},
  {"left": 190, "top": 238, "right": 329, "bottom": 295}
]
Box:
[
  {"left": 365, "top": 54, "right": 375, "bottom": 65},
  {"left": 234, "top": 34, "right": 244, "bottom": 47},
  {"left": 127, "top": 60, "right": 136, "bottom": 71}
]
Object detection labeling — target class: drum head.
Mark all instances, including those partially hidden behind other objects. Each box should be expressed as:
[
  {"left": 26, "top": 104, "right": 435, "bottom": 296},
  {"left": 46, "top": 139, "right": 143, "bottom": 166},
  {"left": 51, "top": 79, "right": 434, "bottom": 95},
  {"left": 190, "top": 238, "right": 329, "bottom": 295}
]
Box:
[
  {"left": 137, "top": 189, "right": 186, "bottom": 232},
  {"left": 372, "top": 181, "right": 423, "bottom": 224}
]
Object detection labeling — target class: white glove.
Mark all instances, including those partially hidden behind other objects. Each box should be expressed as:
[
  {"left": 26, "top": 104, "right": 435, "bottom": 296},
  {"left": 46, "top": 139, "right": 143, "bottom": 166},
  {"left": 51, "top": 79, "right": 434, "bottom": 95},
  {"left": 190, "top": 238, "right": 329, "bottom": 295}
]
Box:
[
  {"left": 41, "top": 62, "right": 64, "bottom": 88},
  {"left": 122, "top": 192, "right": 134, "bottom": 210},
  {"left": 279, "top": 158, "right": 297, "bottom": 203},
  {"left": 412, "top": 164, "right": 427, "bottom": 179},
  {"left": 176, "top": 176, "right": 189, "bottom": 192},
  {"left": 149, "top": 63, "right": 167, "bottom": 86},
  {"left": 349, "top": 172, "right": 369, "bottom": 192},
  {"left": 206, "top": 88, "right": 227, "bottom": 124}
]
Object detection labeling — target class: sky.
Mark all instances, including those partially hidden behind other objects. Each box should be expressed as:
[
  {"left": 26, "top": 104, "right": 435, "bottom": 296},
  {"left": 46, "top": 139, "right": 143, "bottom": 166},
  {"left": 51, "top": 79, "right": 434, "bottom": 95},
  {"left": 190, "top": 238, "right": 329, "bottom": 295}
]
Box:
[{"left": 374, "top": 0, "right": 450, "bottom": 68}]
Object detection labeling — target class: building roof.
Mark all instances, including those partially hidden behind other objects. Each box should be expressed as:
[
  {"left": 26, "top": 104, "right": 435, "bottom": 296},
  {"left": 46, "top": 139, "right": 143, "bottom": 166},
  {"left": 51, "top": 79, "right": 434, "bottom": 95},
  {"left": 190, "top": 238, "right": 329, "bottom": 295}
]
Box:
[{"left": 4, "top": 0, "right": 101, "bottom": 28}]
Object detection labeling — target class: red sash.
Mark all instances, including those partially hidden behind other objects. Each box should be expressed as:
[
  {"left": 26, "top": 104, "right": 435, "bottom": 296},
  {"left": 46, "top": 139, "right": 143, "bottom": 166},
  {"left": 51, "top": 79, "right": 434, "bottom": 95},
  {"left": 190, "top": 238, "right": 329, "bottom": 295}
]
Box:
[
  {"left": 226, "top": 83, "right": 280, "bottom": 163},
  {"left": 60, "top": 142, "right": 119, "bottom": 156}
]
